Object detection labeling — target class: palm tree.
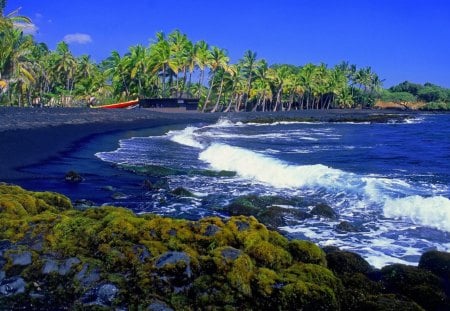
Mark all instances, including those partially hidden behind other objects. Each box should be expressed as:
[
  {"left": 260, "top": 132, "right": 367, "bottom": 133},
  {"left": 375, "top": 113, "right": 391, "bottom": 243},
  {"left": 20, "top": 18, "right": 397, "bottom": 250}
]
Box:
[
  {"left": 149, "top": 31, "right": 171, "bottom": 97},
  {"left": 168, "top": 30, "right": 190, "bottom": 97},
  {"left": 240, "top": 50, "right": 258, "bottom": 110},
  {"left": 193, "top": 40, "right": 209, "bottom": 98},
  {"left": 202, "top": 46, "right": 229, "bottom": 112},
  {"left": 54, "top": 41, "right": 76, "bottom": 99}
]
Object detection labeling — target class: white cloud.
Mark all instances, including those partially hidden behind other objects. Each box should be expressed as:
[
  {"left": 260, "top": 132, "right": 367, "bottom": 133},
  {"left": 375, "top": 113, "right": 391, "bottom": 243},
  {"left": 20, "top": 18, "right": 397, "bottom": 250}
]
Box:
[
  {"left": 63, "top": 33, "right": 92, "bottom": 44},
  {"left": 15, "top": 23, "right": 39, "bottom": 35}
]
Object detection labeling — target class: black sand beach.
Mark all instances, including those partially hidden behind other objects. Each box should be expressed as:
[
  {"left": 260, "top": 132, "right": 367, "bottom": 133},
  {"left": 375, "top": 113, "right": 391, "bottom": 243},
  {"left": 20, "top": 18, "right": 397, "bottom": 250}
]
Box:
[{"left": 0, "top": 107, "right": 416, "bottom": 183}]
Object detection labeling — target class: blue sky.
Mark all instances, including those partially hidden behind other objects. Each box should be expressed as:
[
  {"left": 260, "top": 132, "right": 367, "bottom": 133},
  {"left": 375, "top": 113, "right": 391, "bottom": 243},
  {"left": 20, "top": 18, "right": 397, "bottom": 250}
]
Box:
[{"left": 6, "top": 0, "right": 450, "bottom": 87}]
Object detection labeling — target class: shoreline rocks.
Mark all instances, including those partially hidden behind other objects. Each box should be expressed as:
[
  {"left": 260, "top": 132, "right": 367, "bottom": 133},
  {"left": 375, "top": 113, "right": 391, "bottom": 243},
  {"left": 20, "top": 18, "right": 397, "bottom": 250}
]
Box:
[{"left": 1, "top": 183, "right": 450, "bottom": 309}]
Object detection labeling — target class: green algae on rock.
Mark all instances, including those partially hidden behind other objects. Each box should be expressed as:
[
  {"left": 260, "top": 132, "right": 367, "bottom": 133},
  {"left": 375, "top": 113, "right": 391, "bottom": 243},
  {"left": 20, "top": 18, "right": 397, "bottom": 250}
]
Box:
[{"left": 1, "top": 183, "right": 450, "bottom": 310}]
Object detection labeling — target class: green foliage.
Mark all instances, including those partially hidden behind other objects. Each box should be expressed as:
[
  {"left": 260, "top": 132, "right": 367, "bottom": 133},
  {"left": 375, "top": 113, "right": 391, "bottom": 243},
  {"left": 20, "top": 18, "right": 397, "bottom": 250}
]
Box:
[
  {"left": 379, "top": 89, "right": 417, "bottom": 103},
  {"left": 419, "top": 101, "right": 450, "bottom": 110}
]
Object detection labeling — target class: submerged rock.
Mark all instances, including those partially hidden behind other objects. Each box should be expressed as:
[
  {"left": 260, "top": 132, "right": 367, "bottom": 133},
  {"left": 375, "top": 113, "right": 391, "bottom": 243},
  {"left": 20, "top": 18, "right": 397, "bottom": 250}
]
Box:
[{"left": 65, "top": 170, "right": 83, "bottom": 183}]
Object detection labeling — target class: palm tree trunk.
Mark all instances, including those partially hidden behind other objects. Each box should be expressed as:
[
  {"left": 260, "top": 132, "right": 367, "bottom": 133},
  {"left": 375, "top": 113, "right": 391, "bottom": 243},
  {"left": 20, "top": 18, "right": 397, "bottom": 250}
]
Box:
[
  {"left": 211, "top": 76, "right": 225, "bottom": 113},
  {"left": 202, "top": 72, "right": 216, "bottom": 112}
]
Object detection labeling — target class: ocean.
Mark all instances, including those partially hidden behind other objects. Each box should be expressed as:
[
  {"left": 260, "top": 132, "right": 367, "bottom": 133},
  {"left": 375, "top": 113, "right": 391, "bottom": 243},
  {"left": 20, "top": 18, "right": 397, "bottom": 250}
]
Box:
[{"left": 20, "top": 113, "right": 450, "bottom": 269}]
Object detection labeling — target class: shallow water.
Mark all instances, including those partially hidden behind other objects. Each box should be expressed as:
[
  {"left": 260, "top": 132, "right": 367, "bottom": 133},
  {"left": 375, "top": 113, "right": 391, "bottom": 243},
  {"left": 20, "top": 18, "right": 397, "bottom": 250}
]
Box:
[{"left": 95, "top": 114, "right": 450, "bottom": 268}]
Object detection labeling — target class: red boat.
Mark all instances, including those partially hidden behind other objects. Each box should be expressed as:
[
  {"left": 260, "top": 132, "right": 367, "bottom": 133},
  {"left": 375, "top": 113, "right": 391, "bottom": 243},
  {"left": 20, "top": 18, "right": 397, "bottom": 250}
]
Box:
[{"left": 92, "top": 99, "right": 139, "bottom": 109}]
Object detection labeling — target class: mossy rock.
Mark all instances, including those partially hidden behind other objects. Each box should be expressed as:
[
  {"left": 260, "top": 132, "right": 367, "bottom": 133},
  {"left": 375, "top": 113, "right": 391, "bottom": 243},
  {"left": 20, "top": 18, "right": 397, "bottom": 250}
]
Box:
[
  {"left": 279, "top": 280, "right": 339, "bottom": 310},
  {"left": 288, "top": 240, "right": 326, "bottom": 266},
  {"left": 418, "top": 250, "right": 450, "bottom": 280},
  {"left": 357, "top": 294, "right": 424, "bottom": 311},
  {"left": 380, "top": 264, "right": 449, "bottom": 310},
  {"left": 326, "top": 250, "right": 373, "bottom": 275},
  {"left": 1, "top": 184, "right": 450, "bottom": 310}
]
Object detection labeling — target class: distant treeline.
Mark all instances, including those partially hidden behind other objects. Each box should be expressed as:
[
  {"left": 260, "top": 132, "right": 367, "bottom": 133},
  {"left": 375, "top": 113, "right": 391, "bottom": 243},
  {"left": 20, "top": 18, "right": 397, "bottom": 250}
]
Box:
[
  {"left": 379, "top": 81, "right": 450, "bottom": 110},
  {"left": 1, "top": 3, "right": 449, "bottom": 111}
]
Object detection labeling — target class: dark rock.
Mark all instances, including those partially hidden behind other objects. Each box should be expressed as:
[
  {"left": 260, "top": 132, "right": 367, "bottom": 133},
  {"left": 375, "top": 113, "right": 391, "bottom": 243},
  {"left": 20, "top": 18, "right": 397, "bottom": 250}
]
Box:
[
  {"left": 326, "top": 251, "right": 373, "bottom": 275},
  {"left": 0, "top": 257, "right": 6, "bottom": 269},
  {"left": 0, "top": 271, "right": 4, "bottom": 282},
  {"left": 76, "top": 264, "right": 101, "bottom": 286},
  {"left": 336, "top": 221, "right": 361, "bottom": 232},
  {"left": 65, "top": 170, "right": 83, "bottom": 183},
  {"left": 204, "top": 224, "right": 220, "bottom": 236},
  {"left": 155, "top": 251, "right": 192, "bottom": 278},
  {"left": 9, "top": 251, "right": 32, "bottom": 266},
  {"left": 311, "top": 203, "right": 337, "bottom": 219},
  {"left": 153, "top": 178, "right": 170, "bottom": 191},
  {"left": 419, "top": 250, "right": 450, "bottom": 280},
  {"left": 31, "top": 241, "right": 43, "bottom": 252},
  {"left": 258, "top": 205, "right": 311, "bottom": 229},
  {"left": 59, "top": 257, "right": 80, "bottom": 275},
  {"left": 133, "top": 245, "right": 151, "bottom": 263},
  {"left": 0, "top": 240, "right": 12, "bottom": 256},
  {"left": 358, "top": 294, "right": 423, "bottom": 310},
  {"left": 147, "top": 299, "right": 174, "bottom": 311},
  {"left": 171, "top": 187, "right": 195, "bottom": 197},
  {"left": 322, "top": 246, "right": 341, "bottom": 254},
  {"left": 74, "top": 199, "right": 95, "bottom": 209},
  {"left": 0, "top": 277, "right": 26, "bottom": 296},
  {"left": 220, "top": 247, "right": 242, "bottom": 261},
  {"left": 97, "top": 283, "right": 119, "bottom": 306},
  {"left": 235, "top": 220, "right": 250, "bottom": 231},
  {"left": 42, "top": 259, "right": 59, "bottom": 274},
  {"left": 380, "top": 264, "right": 449, "bottom": 310},
  {"left": 142, "top": 179, "right": 154, "bottom": 191}
]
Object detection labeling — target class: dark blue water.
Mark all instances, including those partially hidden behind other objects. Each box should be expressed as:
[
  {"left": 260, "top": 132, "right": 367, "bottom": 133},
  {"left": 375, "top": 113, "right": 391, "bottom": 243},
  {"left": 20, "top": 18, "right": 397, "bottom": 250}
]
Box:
[{"left": 20, "top": 114, "right": 450, "bottom": 268}]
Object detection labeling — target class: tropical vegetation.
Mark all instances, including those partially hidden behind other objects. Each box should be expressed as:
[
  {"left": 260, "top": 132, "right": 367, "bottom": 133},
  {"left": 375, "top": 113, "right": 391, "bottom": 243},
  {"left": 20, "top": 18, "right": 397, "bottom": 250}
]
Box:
[{"left": 1, "top": 3, "right": 449, "bottom": 111}]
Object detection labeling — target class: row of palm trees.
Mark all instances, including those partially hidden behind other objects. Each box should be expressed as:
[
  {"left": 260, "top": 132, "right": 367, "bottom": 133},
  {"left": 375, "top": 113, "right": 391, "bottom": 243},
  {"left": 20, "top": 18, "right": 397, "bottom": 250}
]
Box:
[{"left": 1, "top": 7, "right": 382, "bottom": 110}]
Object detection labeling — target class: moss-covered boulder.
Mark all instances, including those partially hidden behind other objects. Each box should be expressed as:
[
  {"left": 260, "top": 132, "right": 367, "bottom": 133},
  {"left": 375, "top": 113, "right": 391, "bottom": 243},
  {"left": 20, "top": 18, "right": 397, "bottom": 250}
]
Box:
[
  {"left": 418, "top": 250, "right": 450, "bottom": 280},
  {"left": 380, "top": 264, "right": 450, "bottom": 310},
  {"left": 0, "top": 184, "right": 346, "bottom": 309},
  {"left": 1, "top": 184, "right": 450, "bottom": 310},
  {"left": 326, "top": 250, "right": 373, "bottom": 275}
]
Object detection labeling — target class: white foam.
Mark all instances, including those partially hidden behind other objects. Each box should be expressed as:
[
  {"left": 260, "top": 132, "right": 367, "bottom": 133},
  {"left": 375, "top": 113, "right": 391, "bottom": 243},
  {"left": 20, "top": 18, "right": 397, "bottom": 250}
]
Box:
[
  {"left": 384, "top": 195, "right": 450, "bottom": 232},
  {"left": 199, "top": 143, "right": 349, "bottom": 189},
  {"left": 167, "top": 126, "right": 204, "bottom": 149}
]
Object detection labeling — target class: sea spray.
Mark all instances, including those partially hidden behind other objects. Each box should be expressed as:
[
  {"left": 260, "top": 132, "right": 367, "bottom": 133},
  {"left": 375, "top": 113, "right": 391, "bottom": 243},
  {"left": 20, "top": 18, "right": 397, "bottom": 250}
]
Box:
[{"left": 384, "top": 195, "right": 450, "bottom": 232}]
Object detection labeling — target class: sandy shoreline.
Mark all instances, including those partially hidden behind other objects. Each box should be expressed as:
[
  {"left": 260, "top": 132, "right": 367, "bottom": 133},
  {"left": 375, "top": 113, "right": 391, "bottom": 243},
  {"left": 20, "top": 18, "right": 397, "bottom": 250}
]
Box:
[{"left": 0, "top": 107, "right": 418, "bottom": 181}]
